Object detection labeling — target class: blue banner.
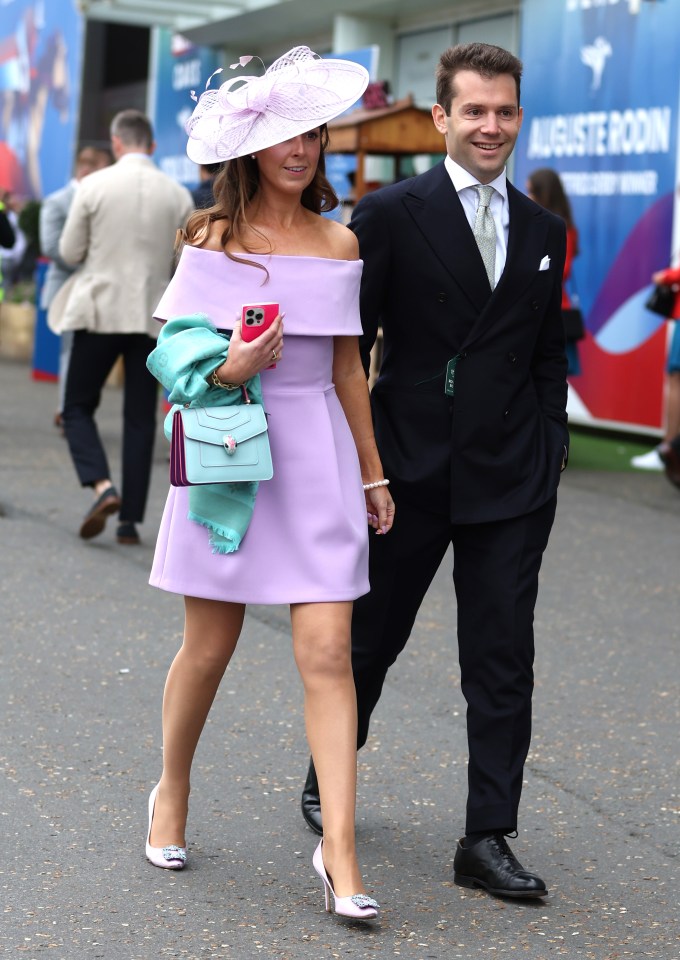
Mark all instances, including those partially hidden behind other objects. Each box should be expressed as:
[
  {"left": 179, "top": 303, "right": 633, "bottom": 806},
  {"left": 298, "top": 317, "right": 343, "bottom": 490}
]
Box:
[
  {"left": 0, "top": 0, "right": 83, "bottom": 199},
  {"left": 516, "top": 0, "right": 680, "bottom": 430},
  {"left": 150, "top": 28, "right": 221, "bottom": 188}
]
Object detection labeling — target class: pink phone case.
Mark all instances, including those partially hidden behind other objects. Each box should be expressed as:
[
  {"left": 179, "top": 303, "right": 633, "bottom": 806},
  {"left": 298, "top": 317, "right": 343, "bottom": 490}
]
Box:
[
  {"left": 241, "top": 302, "right": 279, "bottom": 340},
  {"left": 241, "top": 302, "right": 279, "bottom": 368}
]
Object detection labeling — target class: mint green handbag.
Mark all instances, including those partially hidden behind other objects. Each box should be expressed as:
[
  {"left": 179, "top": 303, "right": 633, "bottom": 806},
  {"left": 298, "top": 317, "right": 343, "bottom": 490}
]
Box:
[{"left": 170, "top": 403, "right": 272, "bottom": 486}]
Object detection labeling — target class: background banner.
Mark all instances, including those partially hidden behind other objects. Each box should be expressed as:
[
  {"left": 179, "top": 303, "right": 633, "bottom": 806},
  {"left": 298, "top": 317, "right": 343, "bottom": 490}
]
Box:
[
  {"left": 149, "top": 28, "right": 221, "bottom": 190},
  {"left": 0, "top": 0, "right": 83, "bottom": 199},
  {"left": 516, "top": 0, "right": 680, "bottom": 431}
]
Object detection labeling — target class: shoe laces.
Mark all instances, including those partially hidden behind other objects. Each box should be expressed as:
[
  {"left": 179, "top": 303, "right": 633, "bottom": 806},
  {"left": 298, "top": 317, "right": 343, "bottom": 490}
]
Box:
[{"left": 490, "top": 833, "right": 518, "bottom": 864}]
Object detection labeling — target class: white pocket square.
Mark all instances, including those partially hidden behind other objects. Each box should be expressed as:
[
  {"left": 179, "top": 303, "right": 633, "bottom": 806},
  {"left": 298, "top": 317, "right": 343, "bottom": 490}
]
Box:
[{"left": 539, "top": 256, "right": 551, "bottom": 271}]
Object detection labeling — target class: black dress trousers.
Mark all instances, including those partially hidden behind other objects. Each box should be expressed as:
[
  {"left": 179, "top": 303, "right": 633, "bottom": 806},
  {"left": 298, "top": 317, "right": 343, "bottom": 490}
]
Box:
[
  {"left": 350, "top": 491, "right": 557, "bottom": 835},
  {"left": 62, "top": 330, "right": 158, "bottom": 523}
]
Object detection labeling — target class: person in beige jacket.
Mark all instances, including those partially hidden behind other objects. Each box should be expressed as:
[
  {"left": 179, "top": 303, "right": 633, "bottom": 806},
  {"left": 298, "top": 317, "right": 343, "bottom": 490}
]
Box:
[{"left": 59, "top": 109, "right": 194, "bottom": 545}]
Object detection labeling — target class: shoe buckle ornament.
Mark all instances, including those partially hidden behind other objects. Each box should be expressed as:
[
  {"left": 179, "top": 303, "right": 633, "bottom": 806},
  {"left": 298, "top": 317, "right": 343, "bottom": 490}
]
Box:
[
  {"left": 162, "top": 845, "right": 187, "bottom": 863},
  {"left": 350, "top": 894, "right": 378, "bottom": 909}
]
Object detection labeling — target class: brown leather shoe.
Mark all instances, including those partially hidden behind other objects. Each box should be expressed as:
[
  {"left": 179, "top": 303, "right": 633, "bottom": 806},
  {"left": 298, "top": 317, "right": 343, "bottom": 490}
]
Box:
[{"left": 79, "top": 486, "right": 121, "bottom": 539}]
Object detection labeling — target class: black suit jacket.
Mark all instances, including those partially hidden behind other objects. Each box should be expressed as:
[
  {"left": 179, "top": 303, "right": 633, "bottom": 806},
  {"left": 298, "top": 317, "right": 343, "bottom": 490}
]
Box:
[{"left": 350, "top": 161, "right": 568, "bottom": 524}]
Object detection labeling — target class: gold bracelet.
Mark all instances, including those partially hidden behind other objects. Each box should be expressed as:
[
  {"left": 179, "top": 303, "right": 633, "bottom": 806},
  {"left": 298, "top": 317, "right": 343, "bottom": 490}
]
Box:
[{"left": 211, "top": 369, "right": 241, "bottom": 390}]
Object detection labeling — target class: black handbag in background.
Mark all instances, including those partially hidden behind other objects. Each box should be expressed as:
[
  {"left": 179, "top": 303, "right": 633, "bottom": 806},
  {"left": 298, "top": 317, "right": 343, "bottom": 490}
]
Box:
[
  {"left": 645, "top": 283, "right": 675, "bottom": 317},
  {"left": 562, "top": 306, "right": 585, "bottom": 341},
  {"left": 562, "top": 272, "right": 586, "bottom": 342}
]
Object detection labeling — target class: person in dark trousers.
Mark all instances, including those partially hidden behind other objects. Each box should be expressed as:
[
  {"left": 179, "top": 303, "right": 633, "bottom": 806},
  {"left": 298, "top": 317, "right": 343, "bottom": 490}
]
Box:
[
  {"left": 58, "top": 110, "right": 194, "bottom": 545},
  {"left": 300, "top": 42, "right": 569, "bottom": 900}
]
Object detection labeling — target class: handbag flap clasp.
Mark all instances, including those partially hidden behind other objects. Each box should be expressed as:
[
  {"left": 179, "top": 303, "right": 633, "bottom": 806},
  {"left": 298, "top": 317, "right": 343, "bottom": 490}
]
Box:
[{"left": 181, "top": 405, "right": 268, "bottom": 447}]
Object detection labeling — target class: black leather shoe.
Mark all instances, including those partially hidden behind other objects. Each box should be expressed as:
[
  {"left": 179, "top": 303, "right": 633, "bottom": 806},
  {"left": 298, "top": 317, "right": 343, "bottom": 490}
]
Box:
[
  {"left": 116, "top": 522, "right": 140, "bottom": 545},
  {"left": 301, "top": 758, "right": 323, "bottom": 835},
  {"left": 453, "top": 834, "right": 548, "bottom": 899}
]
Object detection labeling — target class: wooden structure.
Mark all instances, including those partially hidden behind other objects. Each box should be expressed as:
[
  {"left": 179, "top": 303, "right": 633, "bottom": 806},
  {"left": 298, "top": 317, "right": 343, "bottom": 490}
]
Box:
[
  {"left": 327, "top": 95, "right": 444, "bottom": 200},
  {"left": 328, "top": 96, "right": 445, "bottom": 383}
]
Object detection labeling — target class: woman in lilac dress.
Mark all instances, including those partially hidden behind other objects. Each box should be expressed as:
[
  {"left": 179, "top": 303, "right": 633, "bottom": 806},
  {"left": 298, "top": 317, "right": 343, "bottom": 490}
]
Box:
[{"left": 145, "top": 47, "right": 394, "bottom": 921}]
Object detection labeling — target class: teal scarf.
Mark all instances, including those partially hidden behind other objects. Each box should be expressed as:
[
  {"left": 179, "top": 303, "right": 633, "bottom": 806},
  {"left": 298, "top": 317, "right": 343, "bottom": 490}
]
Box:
[{"left": 147, "top": 313, "right": 264, "bottom": 554}]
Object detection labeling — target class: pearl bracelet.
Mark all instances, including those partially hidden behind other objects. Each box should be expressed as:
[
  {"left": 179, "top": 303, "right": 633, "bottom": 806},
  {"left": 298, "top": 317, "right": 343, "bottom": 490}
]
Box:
[{"left": 363, "top": 479, "right": 390, "bottom": 490}]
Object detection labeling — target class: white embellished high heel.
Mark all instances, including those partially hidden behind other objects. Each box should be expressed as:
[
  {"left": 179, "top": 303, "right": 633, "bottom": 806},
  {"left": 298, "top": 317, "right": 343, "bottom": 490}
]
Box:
[
  {"left": 312, "top": 840, "right": 379, "bottom": 920},
  {"left": 145, "top": 784, "right": 187, "bottom": 870}
]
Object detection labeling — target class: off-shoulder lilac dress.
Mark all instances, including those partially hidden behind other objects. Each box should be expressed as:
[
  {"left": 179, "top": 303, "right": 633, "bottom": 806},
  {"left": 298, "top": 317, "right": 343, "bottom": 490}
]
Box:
[{"left": 149, "top": 246, "right": 369, "bottom": 604}]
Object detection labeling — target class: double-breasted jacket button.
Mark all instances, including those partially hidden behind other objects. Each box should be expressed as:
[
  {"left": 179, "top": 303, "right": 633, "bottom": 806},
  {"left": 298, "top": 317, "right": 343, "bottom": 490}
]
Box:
[
  {"left": 437, "top": 292, "right": 448, "bottom": 303},
  {"left": 530, "top": 299, "right": 540, "bottom": 311},
  {"left": 508, "top": 352, "right": 517, "bottom": 363}
]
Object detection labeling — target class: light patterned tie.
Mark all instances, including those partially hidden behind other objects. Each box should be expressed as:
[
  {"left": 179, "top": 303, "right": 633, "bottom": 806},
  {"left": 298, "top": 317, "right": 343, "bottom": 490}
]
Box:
[{"left": 473, "top": 185, "right": 496, "bottom": 289}]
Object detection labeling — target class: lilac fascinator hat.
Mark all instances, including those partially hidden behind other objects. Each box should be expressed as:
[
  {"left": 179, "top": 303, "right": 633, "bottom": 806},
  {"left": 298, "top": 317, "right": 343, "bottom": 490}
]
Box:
[{"left": 185, "top": 45, "right": 370, "bottom": 164}]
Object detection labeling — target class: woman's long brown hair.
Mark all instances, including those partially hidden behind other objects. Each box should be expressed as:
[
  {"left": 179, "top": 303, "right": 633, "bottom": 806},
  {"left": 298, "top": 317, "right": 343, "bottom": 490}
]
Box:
[{"left": 527, "top": 167, "right": 579, "bottom": 255}]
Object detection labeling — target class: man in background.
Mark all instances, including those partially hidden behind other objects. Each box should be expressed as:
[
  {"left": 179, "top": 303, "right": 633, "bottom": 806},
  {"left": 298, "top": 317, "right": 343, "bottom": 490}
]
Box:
[
  {"left": 58, "top": 109, "right": 194, "bottom": 545},
  {"left": 39, "top": 144, "right": 113, "bottom": 427}
]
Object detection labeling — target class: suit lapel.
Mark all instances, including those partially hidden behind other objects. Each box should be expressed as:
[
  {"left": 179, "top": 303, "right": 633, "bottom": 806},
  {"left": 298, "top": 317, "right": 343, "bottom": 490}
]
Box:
[
  {"left": 493, "top": 182, "right": 549, "bottom": 305},
  {"left": 402, "top": 164, "right": 491, "bottom": 314},
  {"left": 400, "top": 168, "right": 552, "bottom": 341}
]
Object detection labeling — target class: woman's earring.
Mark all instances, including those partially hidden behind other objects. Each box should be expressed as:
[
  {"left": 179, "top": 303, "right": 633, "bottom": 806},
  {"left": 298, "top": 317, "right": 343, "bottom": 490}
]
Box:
[{"left": 251, "top": 154, "right": 256, "bottom": 160}]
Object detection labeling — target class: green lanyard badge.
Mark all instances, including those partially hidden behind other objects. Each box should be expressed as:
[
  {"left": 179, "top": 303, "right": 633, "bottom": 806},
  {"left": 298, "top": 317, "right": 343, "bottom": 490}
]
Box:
[{"left": 445, "top": 355, "right": 462, "bottom": 397}]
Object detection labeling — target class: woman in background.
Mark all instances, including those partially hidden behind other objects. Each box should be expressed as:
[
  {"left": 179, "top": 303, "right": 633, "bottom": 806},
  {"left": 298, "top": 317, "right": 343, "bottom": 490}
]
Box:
[
  {"left": 527, "top": 168, "right": 581, "bottom": 376},
  {"left": 647, "top": 262, "right": 680, "bottom": 483}
]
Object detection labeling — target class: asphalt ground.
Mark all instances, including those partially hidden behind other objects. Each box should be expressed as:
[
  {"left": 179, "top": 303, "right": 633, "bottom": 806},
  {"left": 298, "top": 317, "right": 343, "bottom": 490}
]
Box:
[{"left": 1, "top": 356, "right": 679, "bottom": 960}]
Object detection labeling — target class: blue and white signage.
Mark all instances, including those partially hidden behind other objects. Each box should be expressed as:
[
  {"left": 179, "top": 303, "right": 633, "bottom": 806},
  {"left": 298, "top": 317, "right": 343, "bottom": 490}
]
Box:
[
  {"left": 516, "top": 0, "right": 680, "bottom": 430},
  {"left": 149, "top": 29, "right": 221, "bottom": 188}
]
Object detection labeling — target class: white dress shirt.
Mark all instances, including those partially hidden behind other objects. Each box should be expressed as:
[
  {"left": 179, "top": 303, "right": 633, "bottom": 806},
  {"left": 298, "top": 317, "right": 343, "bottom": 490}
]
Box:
[{"left": 444, "top": 155, "right": 509, "bottom": 287}]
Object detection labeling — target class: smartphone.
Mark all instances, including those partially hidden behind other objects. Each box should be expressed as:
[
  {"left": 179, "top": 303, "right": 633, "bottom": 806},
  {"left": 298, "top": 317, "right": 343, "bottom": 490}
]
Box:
[{"left": 241, "top": 302, "right": 279, "bottom": 368}]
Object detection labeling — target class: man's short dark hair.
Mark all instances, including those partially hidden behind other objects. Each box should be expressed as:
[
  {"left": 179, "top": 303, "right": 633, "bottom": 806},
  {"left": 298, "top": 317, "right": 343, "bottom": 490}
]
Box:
[
  {"left": 77, "top": 143, "right": 113, "bottom": 165},
  {"left": 110, "top": 109, "right": 154, "bottom": 150},
  {"left": 435, "top": 43, "right": 523, "bottom": 115}
]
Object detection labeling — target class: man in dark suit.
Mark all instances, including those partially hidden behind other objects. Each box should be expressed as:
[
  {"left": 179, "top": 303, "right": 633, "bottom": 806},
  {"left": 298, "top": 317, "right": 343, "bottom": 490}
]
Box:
[{"left": 301, "top": 42, "right": 568, "bottom": 899}]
